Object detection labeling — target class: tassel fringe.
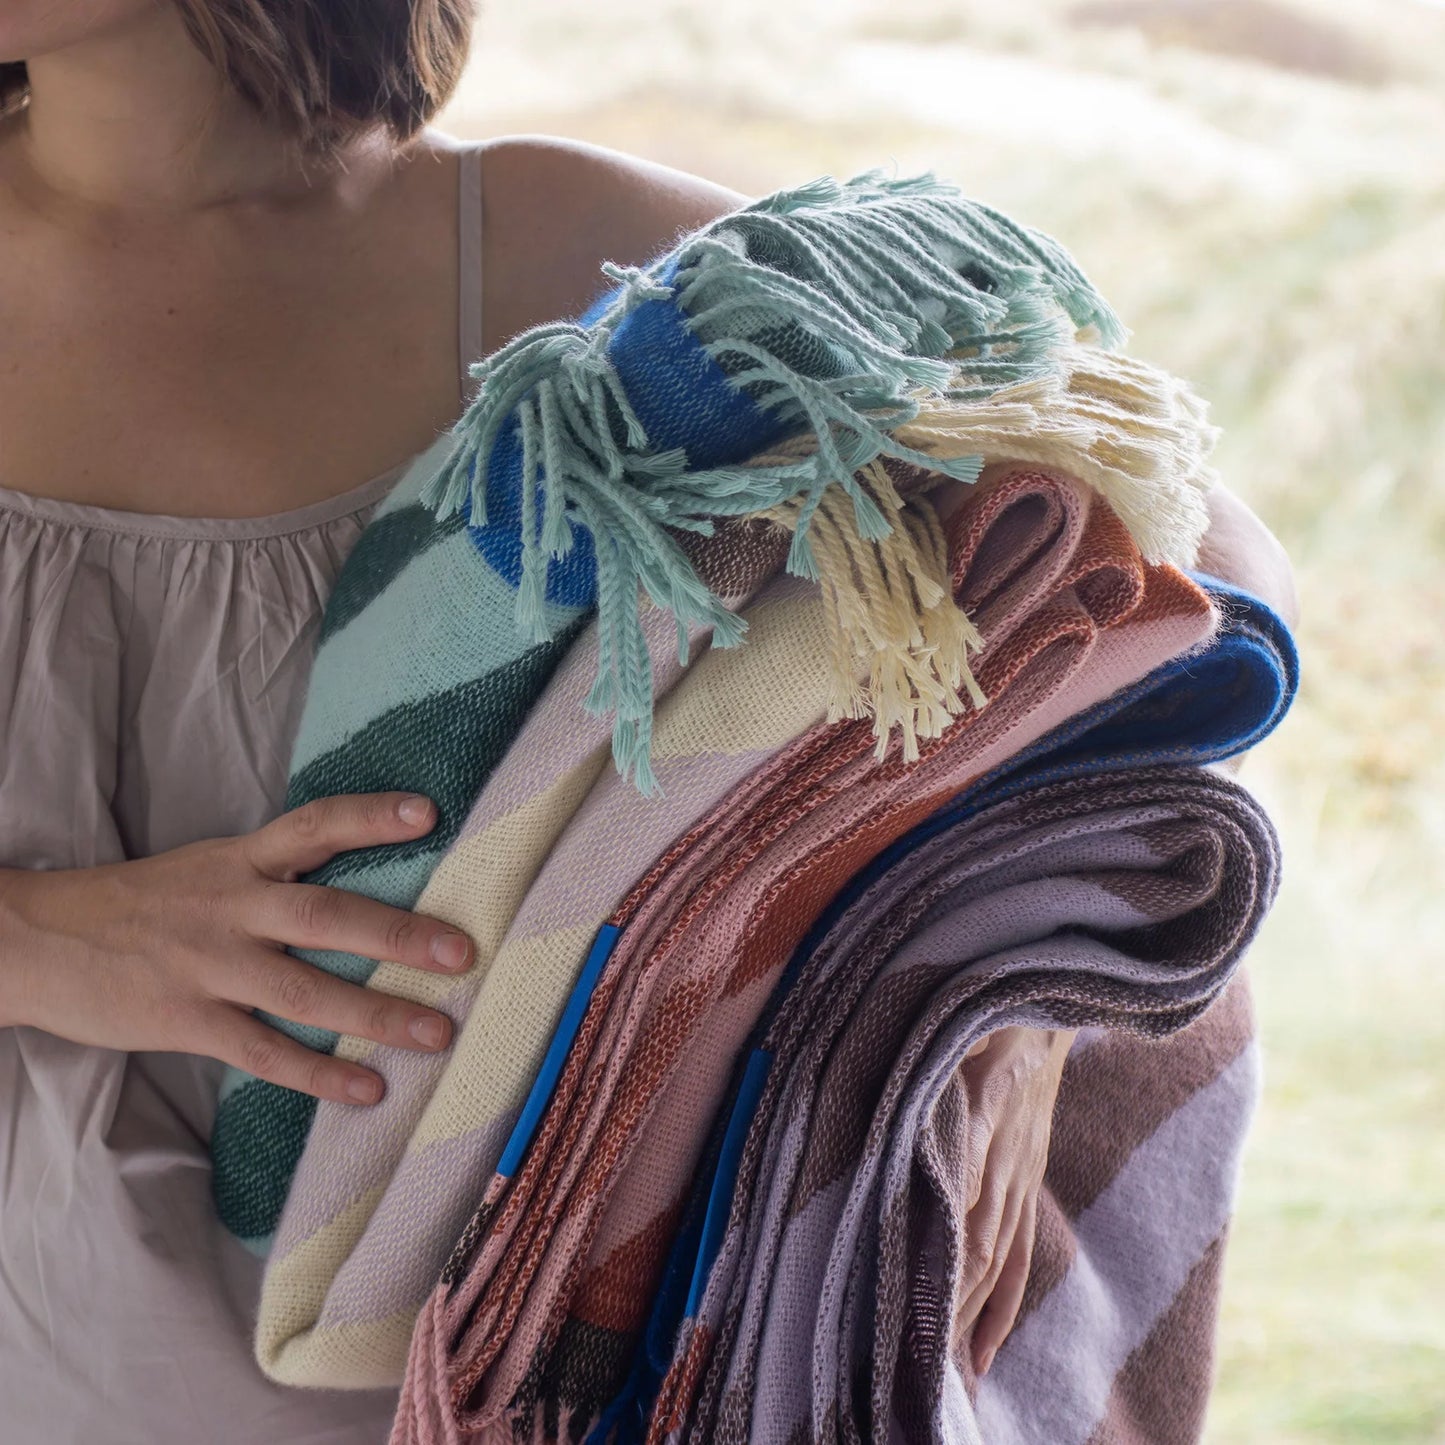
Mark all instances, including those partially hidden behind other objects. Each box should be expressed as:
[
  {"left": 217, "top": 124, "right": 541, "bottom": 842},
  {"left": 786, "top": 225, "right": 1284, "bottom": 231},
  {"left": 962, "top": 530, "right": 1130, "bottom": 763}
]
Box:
[
  {"left": 738, "top": 345, "right": 1221, "bottom": 759},
  {"left": 414, "top": 169, "right": 1147, "bottom": 787},
  {"left": 908, "top": 348, "right": 1221, "bottom": 568},
  {"left": 754, "top": 449, "right": 986, "bottom": 764}
]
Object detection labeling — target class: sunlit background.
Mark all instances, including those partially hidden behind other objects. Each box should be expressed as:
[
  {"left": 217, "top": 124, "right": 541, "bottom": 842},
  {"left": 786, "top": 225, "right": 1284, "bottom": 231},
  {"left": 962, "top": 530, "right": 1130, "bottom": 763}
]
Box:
[{"left": 438, "top": 4, "right": 1445, "bottom": 1439}]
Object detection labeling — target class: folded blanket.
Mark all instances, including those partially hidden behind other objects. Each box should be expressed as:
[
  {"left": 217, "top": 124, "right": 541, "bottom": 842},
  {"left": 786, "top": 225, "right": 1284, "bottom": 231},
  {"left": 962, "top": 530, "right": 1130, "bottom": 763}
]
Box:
[
  {"left": 211, "top": 166, "right": 1216, "bottom": 1258},
  {"left": 254, "top": 459, "right": 1216, "bottom": 1393},
  {"left": 595, "top": 570, "right": 1297, "bottom": 1443},
  {"left": 384, "top": 462, "right": 1228, "bottom": 1442},
  {"left": 643, "top": 765, "right": 1280, "bottom": 1445}
]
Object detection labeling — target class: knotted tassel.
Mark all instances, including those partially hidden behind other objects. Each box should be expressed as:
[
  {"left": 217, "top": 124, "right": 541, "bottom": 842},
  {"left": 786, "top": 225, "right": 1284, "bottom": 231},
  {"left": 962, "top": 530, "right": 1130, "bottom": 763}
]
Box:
[
  {"left": 755, "top": 449, "right": 987, "bottom": 764},
  {"left": 414, "top": 166, "right": 1129, "bottom": 789},
  {"left": 904, "top": 347, "right": 1221, "bottom": 567}
]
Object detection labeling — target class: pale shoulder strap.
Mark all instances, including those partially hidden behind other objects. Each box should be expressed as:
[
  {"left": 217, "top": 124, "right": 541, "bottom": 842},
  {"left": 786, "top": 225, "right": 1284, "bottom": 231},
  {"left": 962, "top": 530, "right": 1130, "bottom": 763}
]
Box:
[{"left": 457, "top": 146, "right": 485, "bottom": 406}]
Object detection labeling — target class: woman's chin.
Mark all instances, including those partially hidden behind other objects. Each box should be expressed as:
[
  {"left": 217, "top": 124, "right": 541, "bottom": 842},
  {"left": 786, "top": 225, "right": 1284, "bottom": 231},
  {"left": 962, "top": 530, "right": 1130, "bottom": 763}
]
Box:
[{"left": 0, "top": 0, "right": 165, "bottom": 69}]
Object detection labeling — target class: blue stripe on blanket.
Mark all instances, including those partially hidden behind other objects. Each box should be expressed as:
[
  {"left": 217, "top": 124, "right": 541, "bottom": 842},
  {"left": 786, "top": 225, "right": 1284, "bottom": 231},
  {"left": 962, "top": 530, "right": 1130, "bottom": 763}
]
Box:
[
  {"left": 496, "top": 923, "right": 623, "bottom": 1179},
  {"left": 465, "top": 253, "right": 779, "bottom": 601}
]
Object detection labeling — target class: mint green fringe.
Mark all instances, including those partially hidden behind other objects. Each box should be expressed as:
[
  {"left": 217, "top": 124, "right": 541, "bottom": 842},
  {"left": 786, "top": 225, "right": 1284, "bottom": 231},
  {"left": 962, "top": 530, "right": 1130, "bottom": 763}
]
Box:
[{"left": 417, "top": 168, "right": 1124, "bottom": 792}]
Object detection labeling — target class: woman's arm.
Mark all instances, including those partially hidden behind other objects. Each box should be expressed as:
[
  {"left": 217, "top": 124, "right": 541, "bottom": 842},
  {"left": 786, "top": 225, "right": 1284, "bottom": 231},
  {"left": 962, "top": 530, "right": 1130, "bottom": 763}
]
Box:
[
  {"left": 473, "top": 135, "right": 749, "bottom": 346},
  {"left": 1196, "top": 482, "right": 1300, "bottom": 631},
  {"left": 1197, "top": 482, "right": 1300, "bottom": 776}
]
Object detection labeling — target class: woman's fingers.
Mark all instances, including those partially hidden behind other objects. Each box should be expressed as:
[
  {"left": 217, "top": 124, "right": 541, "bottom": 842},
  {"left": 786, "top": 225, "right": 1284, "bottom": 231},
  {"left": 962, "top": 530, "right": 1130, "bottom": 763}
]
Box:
[
  {"left": 230, "top": 951, "right": 453, "bottom": 1056},
  {"left": 249, "top": 879, "right": 473, "bottom": 974},
  {"left": 951, "top": 1028, "right": 1070, "bottom": 1376},
  {"left": 208, "top": 1008, "right": 388, "bottom": 1106},
  {"left": 243, "top": 791, "right": 439, "bottom": 882},
  {"left": 237, "top": 791, "right": 474, "bottom": 974},
  {"left": 956, "top": 1143, "right": 1009, "bottom": 1308},
  {"left": 972, "top": 1188, "right": 1039, "bottom": 1377},
  {"left": 958, "top": 1171, "right": 1025, "bottom": 1334},
  {"left": 962, "top": 1087, "right": 996, "bottom": 1213}
]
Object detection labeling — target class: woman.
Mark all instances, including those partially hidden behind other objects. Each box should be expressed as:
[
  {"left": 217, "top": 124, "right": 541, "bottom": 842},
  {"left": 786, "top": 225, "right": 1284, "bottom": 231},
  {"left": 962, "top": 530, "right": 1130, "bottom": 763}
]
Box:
[{"left": 0, "top": 3, "right": 1298, "bottom": 1441}]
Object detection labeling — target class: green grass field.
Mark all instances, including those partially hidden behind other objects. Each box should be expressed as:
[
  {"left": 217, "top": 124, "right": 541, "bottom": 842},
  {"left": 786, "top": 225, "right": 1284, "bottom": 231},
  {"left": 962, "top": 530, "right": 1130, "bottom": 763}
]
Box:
[{"left": 441, "top": 5, "right": 1445, "bottom": 1434}]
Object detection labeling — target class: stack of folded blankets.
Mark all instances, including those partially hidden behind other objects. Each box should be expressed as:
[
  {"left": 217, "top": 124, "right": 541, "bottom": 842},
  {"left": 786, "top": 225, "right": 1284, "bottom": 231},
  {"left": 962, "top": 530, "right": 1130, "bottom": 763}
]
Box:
[{"left": 208, "top": 169, "right": 1298, "bottom": 1445}]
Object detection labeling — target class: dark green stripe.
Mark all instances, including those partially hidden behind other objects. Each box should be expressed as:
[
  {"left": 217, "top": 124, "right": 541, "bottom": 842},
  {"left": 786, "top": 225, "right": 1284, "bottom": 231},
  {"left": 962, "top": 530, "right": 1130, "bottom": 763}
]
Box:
[
  {"left": 318, "top": 504, "right": 468, "bottom": 647},
  {"left": 211, "top": 615, "right": 590, "bottom": 1243},
  {"left": 286, "top": 617, "right": 588, "bottom": 888},
  {"left": 211, "top": 1080, "right": 316, "bottom": 1242}
]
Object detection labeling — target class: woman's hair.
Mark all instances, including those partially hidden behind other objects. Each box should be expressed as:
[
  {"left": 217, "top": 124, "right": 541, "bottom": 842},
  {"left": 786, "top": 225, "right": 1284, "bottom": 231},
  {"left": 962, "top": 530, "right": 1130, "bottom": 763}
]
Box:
[{"left": 0, "top": 0, "right": 476, "bottom": 151}]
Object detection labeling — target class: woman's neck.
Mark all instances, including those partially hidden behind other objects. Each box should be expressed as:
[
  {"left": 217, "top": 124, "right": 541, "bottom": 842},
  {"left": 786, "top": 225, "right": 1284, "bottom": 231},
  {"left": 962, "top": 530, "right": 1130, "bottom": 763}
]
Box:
[{"left": 12, "top": 3, "right": 376, "bottom": 216}]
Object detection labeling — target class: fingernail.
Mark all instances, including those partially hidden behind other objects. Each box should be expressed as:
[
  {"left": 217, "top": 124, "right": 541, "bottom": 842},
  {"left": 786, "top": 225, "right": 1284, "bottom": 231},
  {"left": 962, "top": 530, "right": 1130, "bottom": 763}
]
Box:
[
  {"left": 977, "top": 1346, "right": 996, "bottom": 1377},
  {"left": 409, "top": 1014, "right": 447, "bottom": 1049},
  {"left": 398, "top": 794, "right": 432, "bottom": 826},
  {"left": 346, "top": 1074, "right": 382, "bottom": 1105},
  {"left": 431, "top": 931, "right": 470, "bottom": 971}
]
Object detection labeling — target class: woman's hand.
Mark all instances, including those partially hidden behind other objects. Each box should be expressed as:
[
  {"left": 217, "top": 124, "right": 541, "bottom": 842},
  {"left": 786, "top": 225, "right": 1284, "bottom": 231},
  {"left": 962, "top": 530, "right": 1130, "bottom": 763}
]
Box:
[
  {"left": 956, "top": 1024, "right": 1076, "bottom": 1377},
  {"left": 0, "top": 791, "right": 471, "bottom": 1106}
]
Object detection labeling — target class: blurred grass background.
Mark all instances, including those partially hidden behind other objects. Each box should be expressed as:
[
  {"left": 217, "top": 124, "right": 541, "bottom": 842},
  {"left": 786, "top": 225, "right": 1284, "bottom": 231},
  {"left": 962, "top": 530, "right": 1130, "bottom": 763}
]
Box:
[{"left": 438, "top": 4, "right": 1445, "bottom": 1438}]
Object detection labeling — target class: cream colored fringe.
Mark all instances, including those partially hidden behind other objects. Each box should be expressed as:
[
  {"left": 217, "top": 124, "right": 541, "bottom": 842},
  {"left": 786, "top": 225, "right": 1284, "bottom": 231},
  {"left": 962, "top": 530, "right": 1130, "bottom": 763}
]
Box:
[
  {"left": 761, "top": 457, "right": 985, "bottom": 763},
  {"left": 902, "top": 346, "right": 1221, "bottom": 569},
  {"left": 746, "top": 346, "right": 1220, "bottom": 763}
]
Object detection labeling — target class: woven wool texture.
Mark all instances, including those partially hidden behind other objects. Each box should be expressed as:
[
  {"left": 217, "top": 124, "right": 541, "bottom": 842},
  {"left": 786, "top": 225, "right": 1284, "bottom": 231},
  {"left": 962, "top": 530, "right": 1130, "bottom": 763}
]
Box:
[
  {"left": 253, "top": 456, "right": 1215, "bottom": 1393},
  {"left": 643, "top": 766, "right": 1279, "bottom": 1445},
  {"left": 212, "top": 165, "right": 1219, "bottom": 1259},
  {"left": 572, "top": 570, "right": 1297, "bottom": 1445},
  {"left": 383, "top": 464, "right": 1234, "bottom": 1444},
  {"left": 192, "top": 165, "right": 1296, "bottom": 1444}
]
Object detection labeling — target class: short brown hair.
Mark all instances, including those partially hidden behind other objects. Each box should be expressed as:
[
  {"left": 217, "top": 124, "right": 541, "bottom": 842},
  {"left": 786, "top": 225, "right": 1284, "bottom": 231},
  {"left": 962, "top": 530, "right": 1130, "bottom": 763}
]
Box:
[{"left": 0, "top": 0, "right": 475, "bottom": 151}]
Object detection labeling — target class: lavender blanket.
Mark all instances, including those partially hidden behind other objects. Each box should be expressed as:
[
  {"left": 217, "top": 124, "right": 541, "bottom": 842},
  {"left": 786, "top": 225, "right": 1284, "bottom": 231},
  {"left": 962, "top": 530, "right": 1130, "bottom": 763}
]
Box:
[{"left": 643, "top": 763, "right": 1280, "bottom": 1445}]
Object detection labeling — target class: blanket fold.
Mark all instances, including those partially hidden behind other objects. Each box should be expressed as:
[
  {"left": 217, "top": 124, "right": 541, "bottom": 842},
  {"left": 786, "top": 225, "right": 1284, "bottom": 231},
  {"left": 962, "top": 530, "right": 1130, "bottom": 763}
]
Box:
[
  {"left": 253, "top": 458, "right": 1216, "bottom": 1392},
  {"left": 382, "top": 462, "right": 1232, "bottom": 1440},
  {"left": 593, "top": 569, "right": 1296, "bottom": 1443},
  {"left": 645, "top": 765, "right": 1279, "bottom": 1445},
  {"left": 198, "top": 162, "right": 1295, "bottom": 1445}
]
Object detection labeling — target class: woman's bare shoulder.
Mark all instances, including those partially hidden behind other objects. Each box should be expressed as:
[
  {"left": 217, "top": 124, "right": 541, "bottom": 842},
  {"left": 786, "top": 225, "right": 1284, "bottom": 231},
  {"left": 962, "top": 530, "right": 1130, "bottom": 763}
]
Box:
[{"left": 470, "top": 131, "right": 750, "bottom": 344}]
